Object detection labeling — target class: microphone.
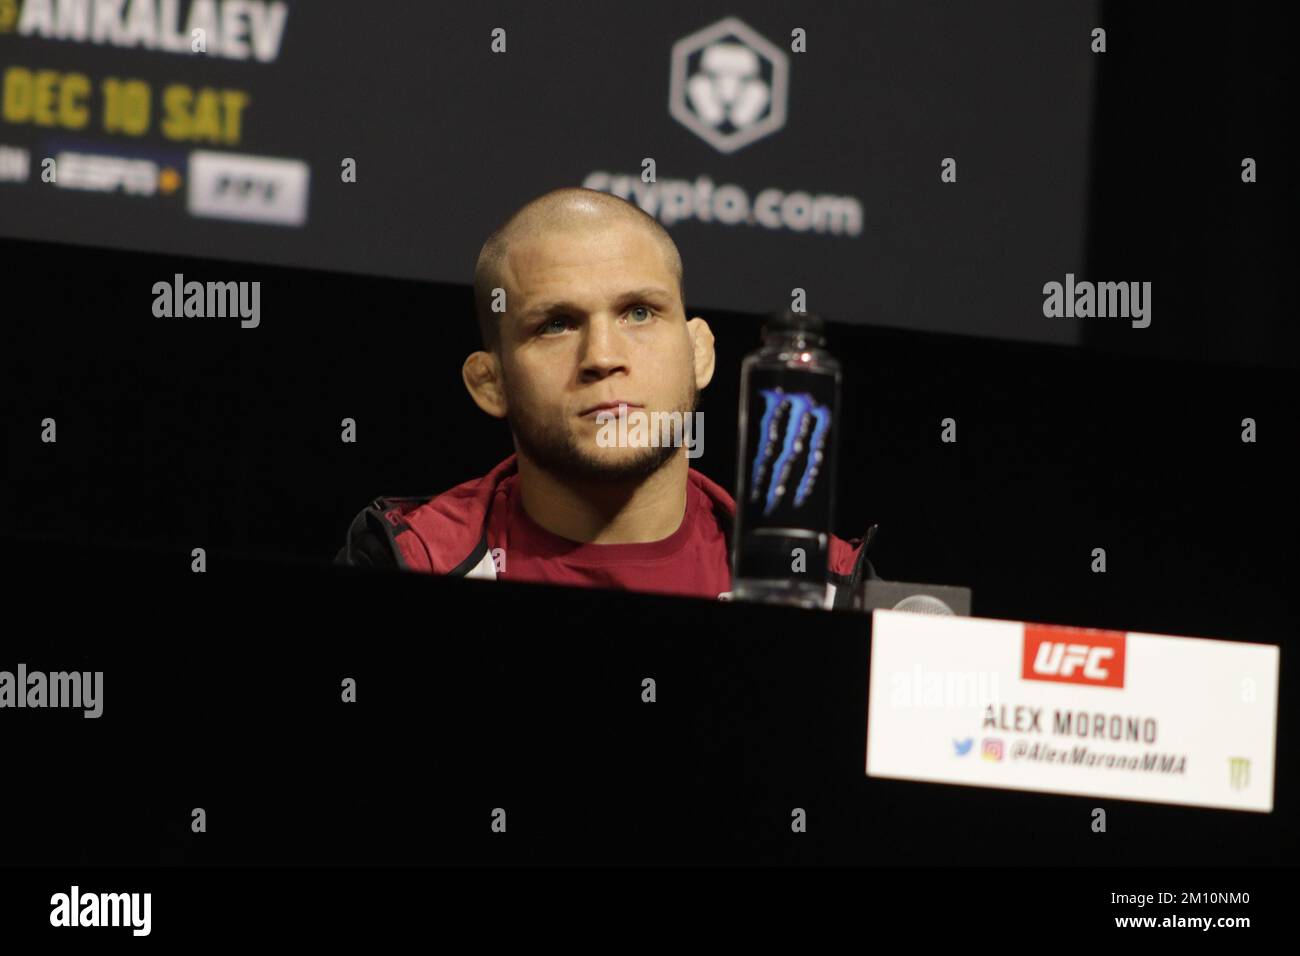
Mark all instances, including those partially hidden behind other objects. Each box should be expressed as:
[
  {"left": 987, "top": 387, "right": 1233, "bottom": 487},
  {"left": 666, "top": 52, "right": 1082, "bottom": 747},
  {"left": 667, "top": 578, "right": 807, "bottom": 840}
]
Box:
[
  {"left": 892, "top": 593, "right": 956, "bottom": 615},
  {"left": 859, "top": 580, "right": 973, "bottom": 616}
]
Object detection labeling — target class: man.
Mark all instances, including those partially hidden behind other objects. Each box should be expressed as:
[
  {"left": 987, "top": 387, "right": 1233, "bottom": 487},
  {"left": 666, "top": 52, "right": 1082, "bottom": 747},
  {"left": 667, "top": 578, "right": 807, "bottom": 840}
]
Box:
[{"left": 336, "top": 187, "right": 876, "bottom": 608}]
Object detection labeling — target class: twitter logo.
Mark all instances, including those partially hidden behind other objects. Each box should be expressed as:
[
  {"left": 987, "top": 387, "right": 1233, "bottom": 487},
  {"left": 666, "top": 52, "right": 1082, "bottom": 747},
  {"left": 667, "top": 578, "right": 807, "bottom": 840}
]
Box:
[{"left": 953, "top": 738, "right": 974, "bottom": 756}]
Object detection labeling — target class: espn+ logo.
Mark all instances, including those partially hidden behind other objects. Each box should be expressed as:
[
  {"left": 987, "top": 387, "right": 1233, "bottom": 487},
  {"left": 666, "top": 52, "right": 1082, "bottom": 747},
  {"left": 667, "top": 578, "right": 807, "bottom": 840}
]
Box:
[{"left": 1021, "top": 625, "right": 1126, "bottom": 688}]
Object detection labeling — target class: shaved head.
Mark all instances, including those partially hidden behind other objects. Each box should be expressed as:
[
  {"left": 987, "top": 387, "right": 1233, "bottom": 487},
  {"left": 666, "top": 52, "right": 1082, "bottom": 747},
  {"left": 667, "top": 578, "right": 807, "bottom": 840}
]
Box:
[{"left": 473, "top": 187, "right": 684, "bottom": 352}]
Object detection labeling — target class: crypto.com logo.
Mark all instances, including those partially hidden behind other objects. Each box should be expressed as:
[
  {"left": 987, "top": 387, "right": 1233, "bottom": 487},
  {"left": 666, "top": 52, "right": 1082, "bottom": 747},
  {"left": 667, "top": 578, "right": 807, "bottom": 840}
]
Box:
[
  {"left": 669, "top": 17, "right": 788, "bottom": 154},
  {"left": 749, "top": 388, "right": 830, "bottom": 516},
  {"left": 1022, "top": 625, "right": 1127, "bottom": 689}
]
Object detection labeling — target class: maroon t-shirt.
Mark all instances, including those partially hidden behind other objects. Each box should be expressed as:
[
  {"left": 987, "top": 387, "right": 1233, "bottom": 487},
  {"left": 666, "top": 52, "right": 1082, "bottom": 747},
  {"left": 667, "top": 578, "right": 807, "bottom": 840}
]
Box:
[{"left": 484, "top": 473, "right": 732, "bottom": 600}]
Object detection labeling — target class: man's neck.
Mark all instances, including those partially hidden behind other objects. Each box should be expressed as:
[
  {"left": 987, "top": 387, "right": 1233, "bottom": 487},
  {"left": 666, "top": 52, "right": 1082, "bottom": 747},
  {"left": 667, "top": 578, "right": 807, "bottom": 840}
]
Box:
[{"left": 514, "top": 453, "right": 688, "bottom": 544}]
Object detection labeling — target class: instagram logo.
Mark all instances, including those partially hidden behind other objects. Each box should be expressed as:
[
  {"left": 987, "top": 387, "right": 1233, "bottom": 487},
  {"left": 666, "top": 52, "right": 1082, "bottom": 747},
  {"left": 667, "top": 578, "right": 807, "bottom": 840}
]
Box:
[{"left": 981, "top": 738, "right": 1004, "bottom": 762}]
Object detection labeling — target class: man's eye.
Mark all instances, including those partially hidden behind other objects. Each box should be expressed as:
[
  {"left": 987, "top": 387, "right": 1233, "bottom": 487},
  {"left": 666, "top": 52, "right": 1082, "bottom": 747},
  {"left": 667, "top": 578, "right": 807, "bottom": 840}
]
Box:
[
  {"left": 627, "top": 305, "right": 654, "bottom": 322},
  {"left": 540, "top": 317, "right": 570, "bottom": 335}
]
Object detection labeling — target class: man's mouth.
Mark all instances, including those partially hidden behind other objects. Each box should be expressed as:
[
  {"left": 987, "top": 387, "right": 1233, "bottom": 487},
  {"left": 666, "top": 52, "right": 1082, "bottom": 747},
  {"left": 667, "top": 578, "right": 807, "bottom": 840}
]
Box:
[{"left": 579, "top": 401, "right": 643, "bottom": 417}]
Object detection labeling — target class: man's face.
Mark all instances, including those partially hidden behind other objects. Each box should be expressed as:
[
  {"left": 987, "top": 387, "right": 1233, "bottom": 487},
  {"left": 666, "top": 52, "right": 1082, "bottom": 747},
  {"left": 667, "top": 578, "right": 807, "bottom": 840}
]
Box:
[{"left": 497, "top": 220, "right": 700, "bottom": 483}]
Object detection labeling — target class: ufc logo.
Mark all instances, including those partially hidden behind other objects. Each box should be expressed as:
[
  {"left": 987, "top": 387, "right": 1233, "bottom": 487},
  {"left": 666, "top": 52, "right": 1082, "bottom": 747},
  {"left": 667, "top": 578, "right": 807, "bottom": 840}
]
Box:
[
  {"left": 1033, "top": 643, "right": 1112, "bottom": 679},
  {"left": 1022, "top": 626, "right": 1126, "bottom": 688}
]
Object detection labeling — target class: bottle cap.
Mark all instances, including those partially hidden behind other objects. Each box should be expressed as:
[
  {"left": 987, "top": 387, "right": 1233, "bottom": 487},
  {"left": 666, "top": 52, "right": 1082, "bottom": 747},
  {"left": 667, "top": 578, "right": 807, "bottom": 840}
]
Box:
[{"left": 764, "top": 310, "right": 826, "bottom": 337}]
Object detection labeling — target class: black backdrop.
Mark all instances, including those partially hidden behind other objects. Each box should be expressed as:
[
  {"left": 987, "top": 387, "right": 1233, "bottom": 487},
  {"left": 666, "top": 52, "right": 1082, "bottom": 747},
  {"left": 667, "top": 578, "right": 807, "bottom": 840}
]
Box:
[
  {"left": 3, "top": 231, "right": 1294, "bottom": 647},
  {"left": 1084, "top": 0, "right": 1296, "bottom": 367}
]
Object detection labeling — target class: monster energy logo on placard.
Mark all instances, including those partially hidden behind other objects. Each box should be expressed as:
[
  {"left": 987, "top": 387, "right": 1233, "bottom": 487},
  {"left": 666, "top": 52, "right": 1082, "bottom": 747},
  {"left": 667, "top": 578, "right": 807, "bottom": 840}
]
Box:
[
  {"left": 749, "top": 388, "right": 831, "bottom": 515},
  {"left": 1228, "top": 757, "right": 1250, "bottom": 790}
]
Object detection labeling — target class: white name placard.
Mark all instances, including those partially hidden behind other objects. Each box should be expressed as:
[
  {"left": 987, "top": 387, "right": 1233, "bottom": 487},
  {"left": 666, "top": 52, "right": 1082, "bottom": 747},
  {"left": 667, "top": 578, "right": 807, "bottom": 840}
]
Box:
[{"left": 865, "top": 610, "right": 1279, "bottom": 812}]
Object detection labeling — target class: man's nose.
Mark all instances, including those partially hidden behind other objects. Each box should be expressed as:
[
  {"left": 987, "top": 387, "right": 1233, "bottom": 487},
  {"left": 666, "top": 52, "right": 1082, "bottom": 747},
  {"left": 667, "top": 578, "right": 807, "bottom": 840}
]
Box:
[{"left": 577, "top": 315, "right": 629, "bottom": 377}]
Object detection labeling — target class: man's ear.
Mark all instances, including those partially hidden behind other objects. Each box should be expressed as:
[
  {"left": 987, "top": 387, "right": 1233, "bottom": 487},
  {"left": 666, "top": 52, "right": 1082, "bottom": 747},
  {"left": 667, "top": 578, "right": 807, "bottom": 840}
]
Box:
[
  {"left": 463, "top": 351, "right": 508, "bottom": 419},
  {"left": 687, "top": 316, "right": 716, "bottom": 390}
]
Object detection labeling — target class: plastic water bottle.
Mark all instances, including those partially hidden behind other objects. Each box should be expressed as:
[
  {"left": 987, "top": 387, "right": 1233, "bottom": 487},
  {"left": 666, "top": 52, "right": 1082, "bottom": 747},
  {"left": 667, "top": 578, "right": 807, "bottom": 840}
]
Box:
[{"left": 730, "top": 311, "right": 841, "bottom": 608}]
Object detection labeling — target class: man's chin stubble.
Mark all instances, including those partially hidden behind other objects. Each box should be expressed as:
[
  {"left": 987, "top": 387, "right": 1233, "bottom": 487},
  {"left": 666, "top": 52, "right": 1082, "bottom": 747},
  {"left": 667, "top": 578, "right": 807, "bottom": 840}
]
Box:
[
  {"left": 513, "top": 422, "right": 680, "bottom": 484},
  {"left": 570, "top": 441, "right": 680, "bottom": 483}
]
